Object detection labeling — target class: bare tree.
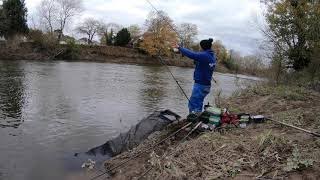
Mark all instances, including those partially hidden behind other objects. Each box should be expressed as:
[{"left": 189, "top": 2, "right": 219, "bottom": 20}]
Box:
[
  {"left": 56, "top": 0, "right": 82, "bottom": 39},
  {"left": 177, "top": 23, "right": 198, "bottom": 48},
  {"left": 98, "top": 22, "right": 122, "bottom": 45},
  {"left": 128, "top": 24, "right": 141, "bottom": 39},
  {"left": 28, "top": 14, "right": 40, "bottom": 30},
  {"left": 37, "top": 0, "right": 82, "bottom": 38},
  {"left": 107, "top": 23, "right": 122, "bottom": 33},
  {"left": 76, "top": 18, "right": 100, "bottom": 44},
  {"left": 37, "top": 0, "right": 57, "bottom": 32},
  {"left": 99, "top": 22, "right": 121, "bottom": 34}
]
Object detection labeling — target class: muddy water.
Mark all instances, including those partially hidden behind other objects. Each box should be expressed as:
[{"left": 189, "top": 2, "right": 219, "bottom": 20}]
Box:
[{"left": 0, "top": 60, "right": 259, "bottom": 180}]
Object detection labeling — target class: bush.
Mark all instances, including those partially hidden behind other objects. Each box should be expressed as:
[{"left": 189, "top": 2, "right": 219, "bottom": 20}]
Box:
[
  {"left": 284, "top": 146, "right": 314, "bottom": 172},
  {"left": 6, "top": 35, "right": 24, "bottom": 49},
  {"left": 27, "top": 29, "right": 58, "bottom": 50},
  {"left": 27, "top": 29, "right": 43, "bottom": 45},
  {"left": 114, "top": 28, "right": 131, "bottom": 47},
  {"left": 238, "top": 56, "right": 266, "bottom": 76},
  {"left": 60, "top": 39, "right": 80, "bottom": 60},
  {"left": 269, "top": 63, "right": 320, "bottom": 89},
  {"left": 222, "top": 58, "right": 239, "bottom": 72}
]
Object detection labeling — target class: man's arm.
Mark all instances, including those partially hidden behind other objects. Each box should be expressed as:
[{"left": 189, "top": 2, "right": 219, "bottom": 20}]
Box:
[{"left": 178, "top": 47, "right": 202, "bottom": 61}]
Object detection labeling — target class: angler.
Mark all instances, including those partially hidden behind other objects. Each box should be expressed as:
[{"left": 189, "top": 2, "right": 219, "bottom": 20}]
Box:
[{"left": 173, "top": 38, "right": 216, "bottom": 114}]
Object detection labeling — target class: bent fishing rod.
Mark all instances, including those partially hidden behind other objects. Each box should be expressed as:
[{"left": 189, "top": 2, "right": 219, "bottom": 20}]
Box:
[
  {"left": 146, "top": 0, "right": 218, "bottom": 87},
  {"left": 146, "top": 0, "right": 182, "bottom": 39},
  {"left": 91, "top": 2, "right": 189, "bottom": 179},
  {"left": 145, "top": 0, "right": 191, "bottom": 102},
  {"left": 157, "top": 56, "right": 190, "bottom": 102}
]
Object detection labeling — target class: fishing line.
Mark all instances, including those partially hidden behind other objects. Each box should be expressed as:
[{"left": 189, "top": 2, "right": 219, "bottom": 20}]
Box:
[
  {"left": 157, "top": 56, "right": 190, "bottom": 102},
  {"left": 145, "top": 0, "right": 182, "bottom": 39},
  {"left": 146, "top": 0, "right": 216, "bottom": 39},
  {"left": 146, "top": 0, "right": 218, "bottom": 88},
  {"left": 145, "top": 0, "right": 191, "bottom": 102}
]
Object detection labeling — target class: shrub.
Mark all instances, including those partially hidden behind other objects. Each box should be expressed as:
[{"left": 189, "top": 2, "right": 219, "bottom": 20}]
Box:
[
  {"left": 6, "top": 35, "right": 24, "bottom": 49},
  {"left": 27, "top": 29, "right": 44, "bottom": 45},
  {"left": 60, "top": 39, "right": 80, "bottom": 60},
  {"left": 28, "top": 29, "right": 59, "bottom": 51},
  {"left": 114, "top": 28, "right": 131, "bottom": 47},
  {"left": 222, "top": 58, "right": 239, "bottom": 72},
  {"left": 284, "top": 146, "right": 314, "bottom": 172}
]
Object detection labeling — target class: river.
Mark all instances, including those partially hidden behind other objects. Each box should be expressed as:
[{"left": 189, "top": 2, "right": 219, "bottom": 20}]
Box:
[{"left": 0, "top": 60, "right": 260, "bottom": 180}]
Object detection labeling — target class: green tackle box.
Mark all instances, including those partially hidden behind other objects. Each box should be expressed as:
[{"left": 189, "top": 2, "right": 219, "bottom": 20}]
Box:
[
  {"left": 206, "top": 107, "right": 222, "bottom": 115},
  {"left": 209, "top": 115, "right": 221, "bottom": 126}
]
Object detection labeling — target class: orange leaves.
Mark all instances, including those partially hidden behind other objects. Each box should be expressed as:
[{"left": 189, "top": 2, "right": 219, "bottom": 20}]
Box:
[{"left": 140, "top": 11, "right": 178, "bottom": 56}]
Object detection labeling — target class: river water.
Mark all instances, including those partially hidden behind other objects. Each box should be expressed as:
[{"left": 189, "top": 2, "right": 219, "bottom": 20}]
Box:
[{"left": 0, "top": 60, "right": 260, "bottom": 180}]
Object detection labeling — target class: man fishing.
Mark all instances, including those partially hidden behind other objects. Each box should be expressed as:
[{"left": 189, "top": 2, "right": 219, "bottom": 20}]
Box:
[{"left": 173, "top": 38, "right": 216, "bottom": 114}]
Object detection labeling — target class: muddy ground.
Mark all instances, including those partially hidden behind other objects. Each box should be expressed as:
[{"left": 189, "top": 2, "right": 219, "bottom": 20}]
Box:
[{"left": 88, "top": 84, "right": 320, "bottom": 180}]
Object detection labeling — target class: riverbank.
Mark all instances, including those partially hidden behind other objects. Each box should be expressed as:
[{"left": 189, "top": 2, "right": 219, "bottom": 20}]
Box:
[
  {"left": 0, "top": 43, "right": 194, "bottom": 67},
  {"left": 102, "top": 84, "right": 320, "bottom": 179},
  {"left": 0, "top": 43, "right": 243, "bottom": 73}
]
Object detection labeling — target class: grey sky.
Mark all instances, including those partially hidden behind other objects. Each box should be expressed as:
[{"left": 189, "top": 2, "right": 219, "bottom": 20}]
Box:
[{"left": 25, "top": 0, "right": 265, "bottom": 55}]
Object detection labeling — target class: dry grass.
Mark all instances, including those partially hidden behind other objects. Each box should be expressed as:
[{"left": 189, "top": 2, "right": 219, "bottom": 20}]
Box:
[{"left": 101, "top": 84, "right": 320, "bottom": 180}]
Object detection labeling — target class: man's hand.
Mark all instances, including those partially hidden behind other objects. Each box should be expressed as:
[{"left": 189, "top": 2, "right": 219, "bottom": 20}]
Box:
[
  {"left": 172, "top": 42, "right": 179, "bottom": 49},
  {"left": 172, "top": 42, "right": 180, "bottom": 53}
]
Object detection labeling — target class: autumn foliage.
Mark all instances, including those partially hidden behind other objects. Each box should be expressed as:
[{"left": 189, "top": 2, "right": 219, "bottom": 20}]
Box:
[
  {"left": 262, "top": 0, "right": 320, "bottom": 71},
  {"left": 140, "top": 11, "right": 178, "bottom": 56}
]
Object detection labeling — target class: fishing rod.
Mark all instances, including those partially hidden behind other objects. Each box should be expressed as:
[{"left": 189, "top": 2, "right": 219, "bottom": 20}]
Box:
[
  {"left": 180, "top": 121, "right": 202, "bottom": 142},
  {"left": 266, "top": 118, "right": 320, "bottom": 137},
  {"left": 117, "top": 121, "right": 202, "bottom": 180},
  {"left": 146, "top": 0, "right": 218, "bottom": 87},
  {"left": 137, "top": 121, "right": 203, "bottom": 179},
  {"left": 145, "top": 0, "right": 191, "bottom": 102},
  {"left": 157, "top": 56, "right": 190, "bottom": 101},
  {"left": 90, "top": 122, "right": 193, "bottom": 180},
  {"left": 145, "top": 0, "right": 216, "bottom": 39},
  {"left": 146, "top": 0, "right": 182, "bottom": 40}
]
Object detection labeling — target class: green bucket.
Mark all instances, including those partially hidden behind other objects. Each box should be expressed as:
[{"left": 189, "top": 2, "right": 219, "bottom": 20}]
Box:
[
  {"left": 209, "top": 115, "right": 221, "bottom": 126},
  {"left": 206, "top": 107, "right": 222, "bottom": 115},
  {"left": 199, "top": 111, "right": 210, "bottom": 124}
]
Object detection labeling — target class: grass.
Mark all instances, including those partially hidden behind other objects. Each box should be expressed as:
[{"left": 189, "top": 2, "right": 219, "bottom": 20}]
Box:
[
  {"left": 284, "top": 146, "right": 314, "bottom": 172},
  {"left": 245, "top": 84, "right": 310, "bottom": 101},
  {"left": 103, "top": 82, "right": 320, "bottom": 180},
  {"left": 273, "top": 109, "right": 304, "bottom": 126}
]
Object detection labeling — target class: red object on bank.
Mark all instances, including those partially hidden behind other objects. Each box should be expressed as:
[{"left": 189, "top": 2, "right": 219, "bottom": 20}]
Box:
[{"left": 221, "top": 111, "right": 239, "bottom": 126}]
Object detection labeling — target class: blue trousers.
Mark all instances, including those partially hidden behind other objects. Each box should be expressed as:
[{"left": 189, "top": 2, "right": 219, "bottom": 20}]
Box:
[{"left": 188, "top": 83, "right": 211, "bottom": 113}]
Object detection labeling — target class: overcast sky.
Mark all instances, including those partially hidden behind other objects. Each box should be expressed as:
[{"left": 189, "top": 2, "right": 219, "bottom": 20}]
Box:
[{"left": 25, "top": 0, "right": 265, "bottom": 55}]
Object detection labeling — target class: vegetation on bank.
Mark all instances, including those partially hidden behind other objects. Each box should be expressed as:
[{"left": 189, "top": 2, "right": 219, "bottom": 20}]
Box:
[
  {"left": 99, "top": 1, "right": 320, "bottom": 179},
  {"left": 0, "top": 0, "right": 268, "bottom": 76},
  {"left": 100, "top": 82, "right": 320, "bottom": 180},
  {"left": 0, "top": 0, "right": 319, "bottom": 78},
  {"left": 261, "top": 0, "right": 320, "bottom": 85},
  {"left": 1, "top": 0, "right": 319, "bottom": 179}
]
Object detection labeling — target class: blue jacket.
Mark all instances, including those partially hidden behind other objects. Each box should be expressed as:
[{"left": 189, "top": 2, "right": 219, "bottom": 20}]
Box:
[{"left": 179, "top": 47, "right": 216, "bottom": 85}]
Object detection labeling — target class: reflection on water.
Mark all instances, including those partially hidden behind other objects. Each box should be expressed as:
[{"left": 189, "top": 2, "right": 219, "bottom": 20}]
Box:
[
  {"left": 0, "top": 60, "right": 259, "bottom": 180},
  {"left": 140, "top": 66, "right": 169, "bottom": 112},
  {"left": 0, "top": 61, "right": 25, "bottom": 128}
]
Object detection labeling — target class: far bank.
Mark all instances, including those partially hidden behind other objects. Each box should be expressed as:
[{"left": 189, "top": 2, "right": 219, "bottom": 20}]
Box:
[
  {"left": 0, "top": 43, "right": 193, "bottom": 67},
  {"left": 0, "top": 42, "right": 248, "bottom": 75}
]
